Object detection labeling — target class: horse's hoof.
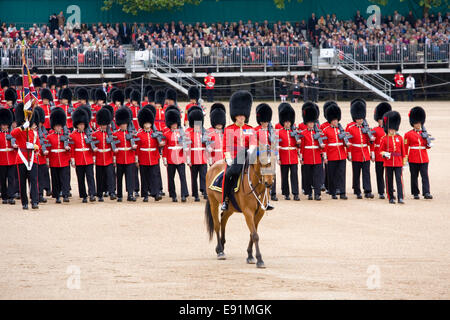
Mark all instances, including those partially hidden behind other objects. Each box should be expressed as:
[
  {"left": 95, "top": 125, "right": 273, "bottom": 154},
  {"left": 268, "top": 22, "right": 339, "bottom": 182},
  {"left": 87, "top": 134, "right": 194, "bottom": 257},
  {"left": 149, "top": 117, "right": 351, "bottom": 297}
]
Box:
[
  {"left": 217, "top": 252, "right": 226, "bottom": 260},
  {"left": 256, "top": 261, "right": 266, "bottom": 269},
  {"left": 246, "top": 257, "right": 256, "bottom": 264}
]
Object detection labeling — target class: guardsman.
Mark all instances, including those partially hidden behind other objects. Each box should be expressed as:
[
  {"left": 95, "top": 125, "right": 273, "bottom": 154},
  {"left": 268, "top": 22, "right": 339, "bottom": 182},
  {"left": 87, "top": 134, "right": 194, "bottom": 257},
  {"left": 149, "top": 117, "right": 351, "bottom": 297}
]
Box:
[
  {"left": 154, "top": 90, "right": 166, "bottom": 132},
  {"left": 141, "top": 89, "right": 154, "bottom": 108},
  {"left": 346, "top": 100, "right": 375, "bottom": 199},
  {"left": 0, "top": 108, "right": 17, "bottom": 205},
  {"left": 207, "top": 103, "right": 226, "bottom": 165},
  {"left": 93, "top": 108, "right": 116, "bottom": 202},
  {"left": 163, "top": 107, "right": 189, "bottom": 202},
  {"left": 3, "top": 88, "right": 17, "bottom": 109},
  {"left": 300, "top": 104, "right": 324, "bottom": 200},
  {"left": 323, "top": 103, "right": 348, "bottom": 200},
  {"left": 394, "top": 67, "right": 405, "bottom": 101},
  {"left": 11, "top": 103, "right": 41, "bottom": 210},
  {"left": 124, "top": 87, "right": 133, "bottom": 107},
  {"left": 186, "top": 106, "right": 208, "bottom": 202},
  {"left": 58, "top": 75, "right": 69, "bottom": 91},
  {"left": 405, "top": 106, "right": 433, "bottom": 200},
  {"left": 221, "top": 91, "right": 256, "bottom": 211},
  {"left": 164, "top": 88, "right": 177, "bottom": 109},
  {"left": 320, "top": 101, "right": 335, "bottom": 192},
  {"left": 39, "top": 88, "right": 54, "bottom": 130},
  {"left": 113, "top": 107, "right": 137, "bottom": 202},
  {"left": 57, "top": 88, "right": 74, "bottom": 130},
  {"left": 33, "top": 77, "right": 42, "bottom": 101},
  {"left": 92, "top": 89, "right": 107, "bottom": 130},
  {"left": 46, "top": 108, "right": 71, "bottom": 203},
  {"left": 184, "top": 86, "right": 200, "bottom": 126},
  {"left": 136, "top": 107, "right": 163, "bottom": 202},
  {"left": 70, "top": 108, "right": 97, "bottom": 203},
  {"left": 15, "top": 77, "right": 23, "bottom": 104},
  {"left": 373, "top": 102, "right": 392, "bottom": 199},
  {"left": 111, "top": 89, "right": 125, "bottom": 115},
  {"left": 129, "top": 90, "right": 141, "bottom": 130},
  {"left": 204, "top": 69, "right": 215, "bottom": 102},
  {"left": 48, "top": 75, "right": 58, "bottom": 104},
  {"left": 380, "top": 111, "right": 405, "bottom": 204},
  {"left": 277, "top": 103, "right": 300, "bottom": 201},
  {"left": 1, "top": 77, "right": 10, "bottom": 103},
  {"left": 74, "top": 87, "right": 89, "bottom": 109},
  {"left": 40, "top": 75, "right": 48, "bottom": 89},
  {"left": 35, "top": 107, "right": 51, "bottom": 203}
]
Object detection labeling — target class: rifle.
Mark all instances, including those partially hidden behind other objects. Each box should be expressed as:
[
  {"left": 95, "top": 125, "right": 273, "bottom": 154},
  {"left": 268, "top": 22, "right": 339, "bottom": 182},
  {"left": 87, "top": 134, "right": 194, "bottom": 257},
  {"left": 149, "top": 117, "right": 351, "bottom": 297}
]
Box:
[
  {"left": 106, "top": 126, "right": 120, "bottom": 152},
  {"left": 67, "top": 102, "right": 74, "bottom": 116},
  {"left": 6, "top": 133, "right": 16, "bottom": 147},
  {"left": 201, "top": 127, "right": 213, "bottom": 148},
  {"left": 84, "top": 127, "right": 99, "bottom": 150},
  {"left": 268, "top": 123, "right": 281, "bottom": 146},
  {"left": 38, "top": 127, "right": 51, "bottom": 153},
  {"left": 49, "top": 100, "right": 57, "bottom": 111},
  {"left": 125, "top": 120, "right": 140, "bottom": 148},
  {"left": 151, "top": 124, "right": 165, "bottom": 145},
  {"left": 420, "top": 125, "right": 435, "bottom": 148},
  {"left": 337, "top": 123, "right": 353, "bottom": 146},
  {"left": 362, "top": 119, "right": 376, "bottom": 143},
  {"left": 60, "top": 125, "right": 74, "bottom": 149},
  {"left": 290, "top": 125, "right": 303, "bottom": 143},
  {"left": 313, "top": 122, "right": 327, "bottom": 147},
  {"left": 178, "top": 126, "right": 192, "bottom": 152}
]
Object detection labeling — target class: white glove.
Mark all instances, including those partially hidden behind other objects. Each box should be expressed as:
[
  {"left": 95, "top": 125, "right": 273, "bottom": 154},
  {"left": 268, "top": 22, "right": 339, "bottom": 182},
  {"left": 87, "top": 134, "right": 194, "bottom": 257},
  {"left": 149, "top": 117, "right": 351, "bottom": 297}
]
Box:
[
  {"left": 384, "top": 152, "right": 391, "bottom": 159},
  {"left": 26, "top": 142, "right": 34, "bottom": 150},
  {"left": 162, "top": 157, "right": 168, "bottom": 166},
  {"left": 226, "top": 158, "right": 233, "bottom": 166},
  {"left": 22, "top": 121, "right": 30, "bottom": 129}
]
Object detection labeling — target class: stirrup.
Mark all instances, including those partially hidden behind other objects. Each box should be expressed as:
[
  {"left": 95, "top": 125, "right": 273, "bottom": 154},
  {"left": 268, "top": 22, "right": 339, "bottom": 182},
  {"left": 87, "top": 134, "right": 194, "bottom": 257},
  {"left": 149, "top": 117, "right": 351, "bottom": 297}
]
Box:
[{"left": 221, "top": 200, "right": 229, "bottom": 211}]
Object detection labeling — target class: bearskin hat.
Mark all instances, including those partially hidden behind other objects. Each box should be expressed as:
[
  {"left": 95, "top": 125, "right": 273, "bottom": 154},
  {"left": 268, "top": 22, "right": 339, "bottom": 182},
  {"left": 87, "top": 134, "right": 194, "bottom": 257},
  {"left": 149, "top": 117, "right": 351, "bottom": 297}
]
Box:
[
  {"left": 0, "top": 71, "right": 8, "bottom": 80},
  {"left": 374, "top": 102, "right": 392, "bottom": 121},
  {"left": 165, "top": 108, "right": 181, "bottom": 128},
  {"left": 96, "top": 108, "right": 112, "bottom": 126},
  {"left": 323, "top": 101, "right": 337, "bottom": 120},
  {"left": 188, "top": 86, "right": 200, "bottom": 101},
  {"left": 124, "top": 87, "right": 133, "bottom": 100},
  {"left": 59, "top": 88, "right": 72, "bottom": 103},
  {"left": 102, "top": 105, "right": 115, "bottom": 119},
  {"left": 5, "top": 88, "right": 17, "bottom": 102},
  {"left": 351, "top": 98, "right": 366, "bottom": 108},
  {"left": 383, "top": 111, "right": 401, "bottom": 133},
  {"left": 72, "top": 108, "right": 89, "bottom": 128},
  {"left": 130, "top": 89, "right": 141, "bottom": 103},
  {"left": 32, "top": 77, "right": 42, "bottom": 88},
  {"left": 210, "top": 108, "right": 226, "bottom": 128},
  {"left": 32, "top": 67, "right": 38, "bottom": 74},
  {"left": 144, "top": 85, "right": 153, "bottom": 96},
  {"left": 58, "top": 75, "right": 69, "bottom": 87},
  {"left": 76, "top": 87, "right": 89, "bottom": 101},
  {"left": 325, "top": 104, "right": 341, "bottom": 122},
  {"left": 112, "top": 89, "right": 124, "bottom": 105},
  {"left": 0, "top": 108, "right": 13, "bottom": 126},
  {"left": 256, "top": 103, "right": 272, "bottom": 125},
  {"left": 40, "top": 75, "right": 48, "bottom": 85},
  {"left": 147, "top": 90, "right": 155, "bottom": 103},
  {"left": 48, "top": 75, "right": 57, "bottom": 88},
  {"left": 350, "top": 100, "right": 366, "bottom": 121},
  {"left": 78, "top": 105, "right": 92, "bottom": 122},
  {"left": 229, "top": 90, "right": 252, "bottom": 123},
  {"left": 14, "top": 103, "right": 25, "bottom": 126},
  {"left": 210, "top": 103, "right": 226, "bottom": 114},
  {"left": 409, "top": 106, "right": 426, "bottom": 126},
  {"left": 278, "top": 102, "right": 291, "bottom": 115},
  {"left": 165, "top": 88, "right": 177, "bottom": 102},
  {"left": 137, "top": 107, "right": 155, "bottom": 129},
  {"left": 143, "top": 105, "right": 156, "bottom": 118},
  {"left": 50, "top": 108, "right": 66, "bottom": 129},
  {"left": 40, "top": 88, "right": 52, "bottom": 102},
  {"left": 11, "top": 74, "right": 20, "bottom": 87},
  {"left": 1, "top": 77, "right": 10, "bottom": 88},
  {"left": 155, "top": 90, "right": 166, "bottom": 106},
  {"left": 95, "top": 88, "right": 107, "bottom": 102},
  {"left": 165, "top": 105, "right": 180, "bottom": 116},
  {"left": 188, "top": 106, "right": 204, "bottom": 128},
  {"left": 31, "top": 108, "right": 40, "bottom": 127},
  {"left": 303, "top": 105, "right": 319, "bottom": 124},
  {"left": 115, "top": 107, "right": 131, "bottom": 126},
  {"left": 279, "top": 103, "right": 295, "bottom": 126},
  {"left": 35, "top": 106, "right": 46, "bottom": 125}
]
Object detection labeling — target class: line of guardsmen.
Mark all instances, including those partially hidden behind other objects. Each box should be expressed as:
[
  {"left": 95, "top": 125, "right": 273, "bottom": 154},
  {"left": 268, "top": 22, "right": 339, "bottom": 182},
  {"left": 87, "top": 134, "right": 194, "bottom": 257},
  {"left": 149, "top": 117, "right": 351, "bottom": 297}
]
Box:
[{"left": 0, "top": 72, "right": 434, "bottom": 210}]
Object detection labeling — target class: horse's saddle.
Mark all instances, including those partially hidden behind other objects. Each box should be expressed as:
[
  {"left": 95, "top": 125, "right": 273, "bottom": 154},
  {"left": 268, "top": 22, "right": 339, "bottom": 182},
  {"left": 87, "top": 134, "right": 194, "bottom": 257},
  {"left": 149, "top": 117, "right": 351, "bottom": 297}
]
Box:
[{"left": 209, "top": 170, "right": 241, "bottom": 193}]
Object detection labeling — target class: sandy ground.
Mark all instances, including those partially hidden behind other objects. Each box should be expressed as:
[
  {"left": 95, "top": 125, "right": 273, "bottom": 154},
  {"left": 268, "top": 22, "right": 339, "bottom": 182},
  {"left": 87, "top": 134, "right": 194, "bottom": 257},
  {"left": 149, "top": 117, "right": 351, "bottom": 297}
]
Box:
[{"left": 0, "top": 100, "right": 449, "bottom": 300}]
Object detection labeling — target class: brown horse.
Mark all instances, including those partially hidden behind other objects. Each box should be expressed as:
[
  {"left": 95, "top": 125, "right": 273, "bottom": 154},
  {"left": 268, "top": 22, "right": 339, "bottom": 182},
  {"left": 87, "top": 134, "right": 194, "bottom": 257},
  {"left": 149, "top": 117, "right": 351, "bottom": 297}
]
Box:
[{"left": 204, "top": 145, "right": 275, "bottom": 268}]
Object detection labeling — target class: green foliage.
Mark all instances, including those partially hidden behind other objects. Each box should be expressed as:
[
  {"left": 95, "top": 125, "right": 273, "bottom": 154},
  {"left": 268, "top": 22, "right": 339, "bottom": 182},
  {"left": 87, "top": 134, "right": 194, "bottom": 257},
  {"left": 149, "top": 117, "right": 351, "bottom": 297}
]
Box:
[{"left": 370, "top": 0, "right": 449, "bottom": 9}]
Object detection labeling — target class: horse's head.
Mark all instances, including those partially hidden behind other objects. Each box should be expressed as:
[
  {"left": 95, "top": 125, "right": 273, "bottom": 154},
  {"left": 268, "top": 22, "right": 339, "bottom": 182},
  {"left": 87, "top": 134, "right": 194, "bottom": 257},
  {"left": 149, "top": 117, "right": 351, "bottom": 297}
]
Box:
[{"left": 251, "top": 143, "right": 276, "bottom": 189}]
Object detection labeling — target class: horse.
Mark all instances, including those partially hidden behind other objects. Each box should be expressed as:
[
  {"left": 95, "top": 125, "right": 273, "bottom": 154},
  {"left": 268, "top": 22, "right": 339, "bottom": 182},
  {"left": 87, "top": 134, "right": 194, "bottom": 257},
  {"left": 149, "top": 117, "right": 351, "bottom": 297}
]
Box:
[{"left": 204, "top": 144, "right": 275, "bottom": 268}]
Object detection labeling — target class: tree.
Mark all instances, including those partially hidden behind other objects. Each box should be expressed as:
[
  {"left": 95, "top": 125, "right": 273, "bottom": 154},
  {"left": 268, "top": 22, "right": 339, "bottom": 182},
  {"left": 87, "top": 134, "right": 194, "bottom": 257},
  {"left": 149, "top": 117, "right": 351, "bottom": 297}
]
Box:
[{"left": 369, "top": 0, "right": 449, "bottom": 16}]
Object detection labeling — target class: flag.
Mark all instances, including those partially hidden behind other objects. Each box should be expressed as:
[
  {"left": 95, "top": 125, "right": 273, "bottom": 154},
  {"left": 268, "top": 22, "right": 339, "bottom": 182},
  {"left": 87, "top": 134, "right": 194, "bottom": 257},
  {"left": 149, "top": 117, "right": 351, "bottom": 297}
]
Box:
[{"left": 22, "top": 58, "right": 39, "bottom": 111}]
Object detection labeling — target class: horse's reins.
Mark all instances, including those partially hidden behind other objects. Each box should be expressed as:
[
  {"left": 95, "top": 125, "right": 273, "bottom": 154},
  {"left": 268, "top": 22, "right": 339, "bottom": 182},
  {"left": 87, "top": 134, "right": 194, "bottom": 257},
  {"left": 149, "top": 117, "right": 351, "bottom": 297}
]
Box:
[{"left": 246, "top": 161, "right": 270, "bottom": 211}]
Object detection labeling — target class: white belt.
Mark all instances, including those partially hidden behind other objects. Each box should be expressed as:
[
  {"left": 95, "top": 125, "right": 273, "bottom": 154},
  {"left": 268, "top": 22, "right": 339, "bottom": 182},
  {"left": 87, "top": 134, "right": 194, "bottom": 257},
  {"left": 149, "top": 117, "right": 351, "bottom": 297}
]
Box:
[
  {"left": 304, "top": 146, "right": 319, "bottom": 149},
  {"left": 352, "top": 144, "right": 367, "bottom": 147},
  {"left": 45, "top": 116, "right": 50, "bottom": 119},
  {"left": 75, "top": 148, "right": 90, "bottom": 152},
  {"left": 279, "top": 147, "right": 297, "bottom": 150},
  {"left": 0, "top": 148, "right": 13, "bottom": 152},
  {"left": 375, "top": 144, "right": 380, "bottom": 147},
  {"left": 116, "top": 147, "right": 132, "bottom": 151},
  {"left": 97, "top": 148, "right": 111, "bottom": 153},
  {"left": 213, "top": 149, "right": 222, "bottom": 152},
  {"left": 51, "top": 149, "right": 66, "bottom": 153},
  {"left": 410, "top": 146, "right": 426, "bottom": 150},
  {"left": 168, "top": 146, "right": 183, "bottom": 150},
  {"left": 327, "top": 143, "right": 343, "bottom": 147},
  {"left": 132, "top": 118, "right": 138, "bottom": 121},
  {"left": 140, "top": 148, "right": 157, "bottom": 152},
  {"left": 191, "top": 147, "right": 205, "bottom": 151}
]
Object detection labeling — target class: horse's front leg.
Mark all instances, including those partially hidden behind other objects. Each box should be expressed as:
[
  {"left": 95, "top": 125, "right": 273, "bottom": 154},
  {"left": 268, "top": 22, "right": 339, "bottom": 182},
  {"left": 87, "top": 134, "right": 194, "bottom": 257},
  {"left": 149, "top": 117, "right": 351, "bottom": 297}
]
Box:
[
  {"left": 246, "top": 234, "right": 256, "bottom": 264},
  {"left": 243, "top": 209, "right": 265, "bottom": 268}
]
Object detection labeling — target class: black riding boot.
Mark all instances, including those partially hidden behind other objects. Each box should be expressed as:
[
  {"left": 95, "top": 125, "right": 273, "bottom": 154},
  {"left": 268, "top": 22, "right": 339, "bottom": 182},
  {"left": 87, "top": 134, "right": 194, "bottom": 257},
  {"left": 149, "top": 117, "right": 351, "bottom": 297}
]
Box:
[{"left": 221, "top": 176, "right": 233, "bottom": 211}]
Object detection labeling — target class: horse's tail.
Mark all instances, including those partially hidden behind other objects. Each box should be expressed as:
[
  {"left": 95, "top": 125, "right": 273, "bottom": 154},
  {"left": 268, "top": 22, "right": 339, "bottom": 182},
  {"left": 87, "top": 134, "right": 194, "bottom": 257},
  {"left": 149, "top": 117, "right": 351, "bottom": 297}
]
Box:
[{"left": 204, "top": 198, "right": 214, "bottom": 241}]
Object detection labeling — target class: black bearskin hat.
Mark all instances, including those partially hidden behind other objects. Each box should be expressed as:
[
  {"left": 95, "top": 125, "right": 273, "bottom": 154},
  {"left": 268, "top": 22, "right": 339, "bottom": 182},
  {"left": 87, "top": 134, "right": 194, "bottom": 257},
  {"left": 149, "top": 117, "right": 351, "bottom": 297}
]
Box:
[
  {"left": 374, "top": 102, "right": 392, "bottom": 121},
  {"left": 48, "top": 75, "right": 57, "bottom": 87},
  {"left": 58, "top": 75, "right": 69, "bottom": 87},
  {"left": 165, "top": 88, "right": 177, "bottom": 102},
  {"left": 0, "top": 108, "right": 13, "bottom": 126},
  {"left": 279, "top": 103, "right": 295, "bottom": 126},
  {"left": 144, "top": 85, "right": 153, "bottom": 96},
  {"left": 72, "top": 108, "right": 89, "bottom": 128},
  {"left": 40, "top": 88, "right": 53, "bottom": 101},
  {"left": 351, "top": 98, "right": 366, "bottom": 108},
  {"left": 102, "top": 105, "right": 115, "bottom": 119},
  {"left": 14, "top": 103, "right": 25, "bottom": 126},
  {"left": 229, "top": 90, "right": 252, "bottom": 123},
  {"left": 256, "top": 103, "right": 272, "bottom": 125},
  {"left": 409, "top": 106, "right": 426, "bottom": 126},
  {"left": 14, "top": 76, "right": 22, "bottom": 87},
  {"left": 210, "top": 103, "right": 226, "bottom": 114},
  {"left": 60, "top": 88, "right": 72, "bottom": 103},
  {"left": 188, "top": 86, "right": 200, "bottom": 101},
  {"left": 78, "top": 105, "right": 92, "bottom": 122},
  {"left": 5, "top": 88, "right": 17, "bottom": 102},
  {"left": 96, "top": 108, "right": 112, "bottom": 126},
  {"left": 303, "top": 105, "right": 319, "bottom": 124},
  {"left": 278, "top": 102, "right": 290, "bottom": 115},
  {"left": 350, "top": 100, "right": 366, "bottom": 121},
  {"left": 188, "top": 106, "right": 204, "bottom": 128},
  {"left": 130, "top": 89, "right": 141, "bottom": 102},
  {"left": 143, "top": 105, "right": 156, "bottom": 118},
  {"left": 95, "top": 88, "right": 107, "bottom": 102},
  {"left": 115, "top": 107, "right": 131, "bottom": 126},
  {"left": 165, "top": 109, "right": 181, "bottom": 128},
  {"left": 383, "top": 111, "right": 401, "bottom": 133},
  {"left": 76, "top": 87, "right": 89, "bottom": 101},
  {"left": 155, "top": 90, "right": 166, "bottom": 106},
  {"left": 35, "top": 106, "right": 46, "bottom": 124},
  {"left": 210, "top": 108, "right": 226, "bottom": 128},
  {"left": 147, "top": 90, "right": 155, "bottom": 103},
  {"left": 124, "top": 87, "right": 133, "bottom": 100},
  {"left": 0, "top": 71, "right": 8, "bottom": 80},
  {"left": 40, "top": 75, "right": 48, "bottom": 84},
  {"left": 32, "top": 77, "right": 42, "bottom": 88},
  {"left": 31, "top": 108, "right": 40, "bottom": 127},
  {"left": 50, "top": 108, "right": 66, "bottom": 129},
  {"left": 138, "top": 107, "right": 155, "bottom": 129},
  {"left": 325, "top": 104, "right": 341, "bottom": 122},
  {"left": 1, "top": 77, "right": 10, "bottom": 88},
  {"left": 323, "top": 101, "right": 337, "bottom": 120},
  {"left": 112, "top": 89, "right": 124, "bottom": 105}
]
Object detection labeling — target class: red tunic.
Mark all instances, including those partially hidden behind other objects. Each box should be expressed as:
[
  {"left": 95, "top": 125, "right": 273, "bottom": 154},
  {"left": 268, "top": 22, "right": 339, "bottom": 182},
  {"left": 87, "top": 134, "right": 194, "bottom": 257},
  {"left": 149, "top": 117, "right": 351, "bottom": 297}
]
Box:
[
  {"left": 394, "top": 74, "right": 405, "bottom": 88},
  {"left": 323, "top": 126, "right": 347, "bottom": 161},
  {"left": 46, "top": 132, "right": 71, "bottom": 168},
  {"left": 136, "top": 129, "right": 160, "bottom": 166},
  {"left": 0, "top": 131, "right": 16, "bottom": 166},
  {"left": 38, "top": 103, "right": 52, "bottom": 129},
  {"left": 70, "top": 130, "right": 94, "bottom": 166},
  {"left": 277, "top": 128, "right": 299, "bottom": 165},
  {"left": 154, "top": 107, "right": 166, "bottom": 132},
  {"left": 373, "top": 126, "right": 386, "bottom": 162},
  {"left": 404, "top": 129, "right": 430, "bottom": 164},
  {"left": 93, "top": 130, "right": 114, "bottom": 166},
  {"left": 380, "top": 134, "right": 406, "bottom": 167},
  {"left": 346, "top": 123, "right": 373, "bottom": 162},
  {"left": 10, "top": 127, "right": 40, "bottom": 165},
  {"left": 128, "top": 105, "right": 140, "bottom": 130},
  {"left": 163, "top": 130, "right": 185, "bottom": 165},
  {"left": 91, "top": 103, "right": 103, "bottom": 129},
  {"left": 50, "top": 89, "right": 59, "bottom": 104},
  {"left": 204, "top": 76, "right": 215, "bottom": 89},
  {"left": 57, "top": 104, "right": 74, "bottom": 129},
  {"left": 184, "top": 103, "right": 197, "bottom": 123},
  {"left": 222, "top": 124, "right": 256, "bottom": 159},
  {"left": 186, "top": 127, "right": 207, "bottom": 165},
  {"left": 113, "top": 130, "right": 136, "bottom": 165},
  {"left": 300, "top": 129, "right": 322, "bottom": 165}
]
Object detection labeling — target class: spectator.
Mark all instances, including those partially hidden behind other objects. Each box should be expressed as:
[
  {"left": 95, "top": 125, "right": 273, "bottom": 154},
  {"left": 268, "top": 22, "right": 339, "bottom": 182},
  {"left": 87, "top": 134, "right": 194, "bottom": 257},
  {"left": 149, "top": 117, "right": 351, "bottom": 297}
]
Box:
[{"left": 406, "top": 74, "right": 415, "bottom": 101}]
